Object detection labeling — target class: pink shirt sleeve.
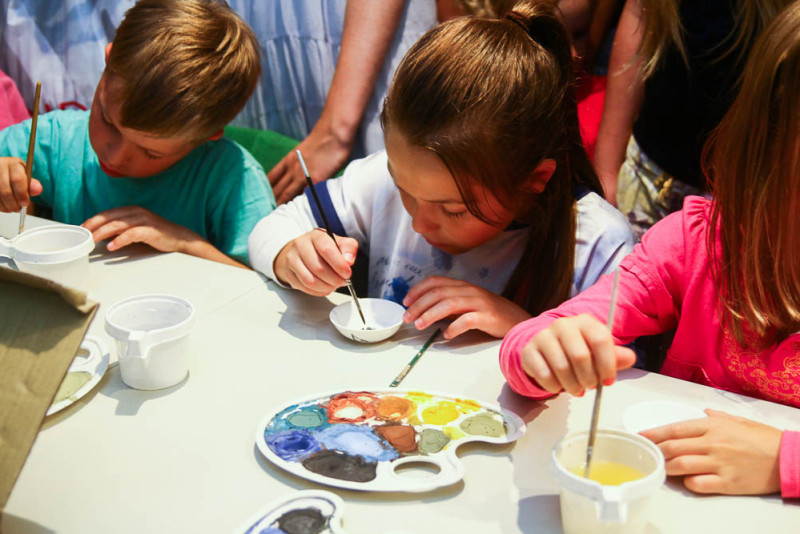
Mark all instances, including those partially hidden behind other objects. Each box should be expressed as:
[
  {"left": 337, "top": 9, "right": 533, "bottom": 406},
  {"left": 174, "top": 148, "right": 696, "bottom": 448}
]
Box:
[
  {"left": 499, "top": 200, "right": 706, "bottom": 399},
  {"left": 780, "top": 430, "right": 800, "bottom": 499},
  {"left": 0, "top": 69, "right": 30, "bottom": 130}
]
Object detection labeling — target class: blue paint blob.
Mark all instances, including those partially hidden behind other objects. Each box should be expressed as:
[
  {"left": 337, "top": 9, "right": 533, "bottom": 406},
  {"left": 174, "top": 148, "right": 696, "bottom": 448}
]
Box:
[
  {"left": 266, "top": 403, "right": 329, "bottom": 433},
  {"left": 432, "top": 248, "right": 452, "bottom": 271},
  {"left": 315, "top": 424, "right": 399, "bottom": 462},
  {"left": 265, "top": 430, "right": 322, "bottom": 462},
  {"left": 388, "top": 276, "right": 411, "bottom": 305}
]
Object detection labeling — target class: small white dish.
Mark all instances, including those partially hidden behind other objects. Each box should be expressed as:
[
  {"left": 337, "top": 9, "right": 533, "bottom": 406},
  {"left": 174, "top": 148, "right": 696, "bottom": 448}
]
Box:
[
  {"left": 623, "top": 400, "right": 707, "bottom": 433},
  {"left": 47, "top": 335, "right": 110, "bottom": 416},
  {"left": 329, "top": 298, "right": 405, "bottom": 343}
]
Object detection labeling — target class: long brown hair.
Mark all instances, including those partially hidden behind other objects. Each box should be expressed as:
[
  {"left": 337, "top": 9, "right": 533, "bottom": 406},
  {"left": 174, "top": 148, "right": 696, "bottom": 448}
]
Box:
[
  {"left": 637, "top": 0, "right": 791, "bottom": 80},
  {"left": 382, "top": 1, "right": 602, "bottom": 316},
  {"left": 705, "top": 0, "right": 800, "bottom": 346}
]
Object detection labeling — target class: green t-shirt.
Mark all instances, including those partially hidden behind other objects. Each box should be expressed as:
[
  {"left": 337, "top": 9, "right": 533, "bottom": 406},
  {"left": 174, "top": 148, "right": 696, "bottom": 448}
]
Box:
[{"left": 0, "top": 110, "right": 276, "bottom": 264}]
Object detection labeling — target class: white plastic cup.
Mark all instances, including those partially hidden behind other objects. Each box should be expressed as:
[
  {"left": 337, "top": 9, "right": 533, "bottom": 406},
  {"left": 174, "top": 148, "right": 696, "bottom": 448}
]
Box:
[
  {"left": 551, "top": 429, "right": 665, "bottom": 533},
  {"left": 0, "top": 224, "right": 95, "bottom": 288},
  {"left": 105, "top": 294, "right": 195, "bottom": 390}
]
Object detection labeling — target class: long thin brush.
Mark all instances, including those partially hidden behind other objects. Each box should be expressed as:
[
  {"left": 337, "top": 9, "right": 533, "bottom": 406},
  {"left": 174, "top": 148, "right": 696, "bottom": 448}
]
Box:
[
  {"left": 18, "top": 81, "right": 42, "bottom": 234},
  {"left": 389, "top": 328, "right": 440, "bottom": 388},
  {"left": 295, "top": 149, "right": 366, "bottom": 326},
  {"left": 584, "top": 268, "right": 621, "bottom": 478}
]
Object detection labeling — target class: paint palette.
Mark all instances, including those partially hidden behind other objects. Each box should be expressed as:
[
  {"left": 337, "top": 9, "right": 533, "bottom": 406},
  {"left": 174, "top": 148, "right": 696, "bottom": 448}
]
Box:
[
  {"left": 256, "top": 390, "right": 526, "bottom": 492},
  {"left": 47, "top": 335, "right": 110, "bottom": 416},
  {"left": 238, "top": 490, "right": 346, "bottom": 534}
]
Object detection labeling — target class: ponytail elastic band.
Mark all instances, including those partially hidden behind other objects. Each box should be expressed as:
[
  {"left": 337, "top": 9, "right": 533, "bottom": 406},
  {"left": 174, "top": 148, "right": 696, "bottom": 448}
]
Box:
[{"left": 505, "top": 11, "right": 559, "bottom": 53}]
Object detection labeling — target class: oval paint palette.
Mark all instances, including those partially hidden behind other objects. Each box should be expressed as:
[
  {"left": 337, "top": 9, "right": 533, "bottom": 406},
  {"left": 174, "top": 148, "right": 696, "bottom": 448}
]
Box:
[
  {"left": 255, "top": 390, "right": 526, "bottom": 492},
  {"left": 238, "top": 490, "right": 345, "bottom": 534}
]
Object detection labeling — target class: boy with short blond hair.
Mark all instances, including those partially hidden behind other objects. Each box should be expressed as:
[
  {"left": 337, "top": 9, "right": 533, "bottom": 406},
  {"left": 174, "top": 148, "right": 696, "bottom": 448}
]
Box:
[{"left": 0, "top": 0, "right": 274, "bottom": 267}]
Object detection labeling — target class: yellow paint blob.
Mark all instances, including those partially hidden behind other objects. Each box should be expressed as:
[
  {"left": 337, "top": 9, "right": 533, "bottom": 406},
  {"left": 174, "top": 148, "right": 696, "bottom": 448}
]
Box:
[
  {"left": 443, "top": 426, "right": 465, "bottom": 441},
  {"left": 421, "top": 401, "right": 460, "bottom": 425},
  {"left": 568, "top": 460, "right": 646, "bottom": 486}
]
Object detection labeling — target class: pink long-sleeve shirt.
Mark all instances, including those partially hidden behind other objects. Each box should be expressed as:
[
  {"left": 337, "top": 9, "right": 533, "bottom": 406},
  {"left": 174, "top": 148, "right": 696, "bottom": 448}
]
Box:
[{"left": 500, "top": 197, "right": 800, "bottom": 498}]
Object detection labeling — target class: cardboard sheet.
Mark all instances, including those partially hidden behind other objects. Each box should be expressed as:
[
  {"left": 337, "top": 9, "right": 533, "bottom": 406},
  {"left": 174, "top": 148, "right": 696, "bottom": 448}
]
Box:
[{"left": 0, "top": 268, "right": 97, "bottom": 511}]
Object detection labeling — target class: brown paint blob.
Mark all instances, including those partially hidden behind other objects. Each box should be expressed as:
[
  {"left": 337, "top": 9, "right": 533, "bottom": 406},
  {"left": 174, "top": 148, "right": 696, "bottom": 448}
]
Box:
[{"left": 375, "top": 424, "right": 417, "bottom": 453}]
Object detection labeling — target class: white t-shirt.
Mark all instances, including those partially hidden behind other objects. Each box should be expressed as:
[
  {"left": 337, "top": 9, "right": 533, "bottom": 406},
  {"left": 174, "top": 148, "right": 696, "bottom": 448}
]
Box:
[{"left": 249, "top": 151, "right": 635, "bottom": 304}]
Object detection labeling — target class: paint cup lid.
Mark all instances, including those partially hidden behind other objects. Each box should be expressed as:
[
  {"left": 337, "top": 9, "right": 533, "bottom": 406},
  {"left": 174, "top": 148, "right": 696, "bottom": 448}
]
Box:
[
  {"left": 6, "top": 225, "right": 94, "bottom": 264},
  {"left": 622, "top": 401, "right": 707, "bottom": 434}
]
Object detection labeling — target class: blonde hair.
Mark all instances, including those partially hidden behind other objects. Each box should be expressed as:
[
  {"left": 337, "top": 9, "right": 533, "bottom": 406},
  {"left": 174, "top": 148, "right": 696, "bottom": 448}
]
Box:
[
  {"left": 382, "top": 1, "right": 601, "bottom": 316},
  {"left": 638, "top": 0, "right": 791, "bottom": 80},
  {"left": 106, "top": 0, "right": 261, "bottom": 141},
  {"left": 706, "top": 0, "right": 800, "bottom": 346}
]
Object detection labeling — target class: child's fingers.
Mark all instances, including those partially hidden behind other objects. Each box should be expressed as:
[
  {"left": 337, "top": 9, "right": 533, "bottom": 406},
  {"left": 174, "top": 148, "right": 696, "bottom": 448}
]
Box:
[
  {"left": 443, "top": 311, "right": 482, "bottom": 339},
  {"left": 9, "top": 160, "right": 31, "bottom": 207},
  {"left": 683, "top": 473, "right": 725, "bottom": 495},
  {"left": 573, "top": 314, "right": 618, "bottom": 385},
  {"left": 107, "top": 227, "right": 149, "bottom": 251},
  {"left": 29, "top": 178, "right": 43, "bottom": 197},
  {"left": 639, "top": 418, "right": 708, "bottom": 444},
  {"left": 520, "top": 343, "right": 563, "bottom": 393},
  {"left": 402, "top": 276, "right": 461, "bottom": 306},
  {"left": 292, "top": 239, "right": 346, "bottom": 290},
  {"left": 555, "top": 327, "right": 599, "bottom": 390},
  {"left": 530, "top": 328, "right": 584, "bottom": 395},
  {"left": 403, "top": 283, "right": 467, "bottom": 325},
  {"left": 311, "top": 231, "right": 353, "bottom": 279},
  {"left": 664, "top": 453, "right": 716, "bottom": 477},
  {"left": 0, "top": 158, "right": 28, "bottom": 211},
  {"left": 334, "top": 235, "right": 358, "bottom": 265}
]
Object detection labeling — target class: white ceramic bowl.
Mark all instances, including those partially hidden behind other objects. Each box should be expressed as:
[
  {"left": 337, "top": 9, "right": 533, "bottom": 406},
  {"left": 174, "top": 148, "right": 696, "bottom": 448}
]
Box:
[{"left": 329, "top": 298, "right": 405, "bottom": 343}]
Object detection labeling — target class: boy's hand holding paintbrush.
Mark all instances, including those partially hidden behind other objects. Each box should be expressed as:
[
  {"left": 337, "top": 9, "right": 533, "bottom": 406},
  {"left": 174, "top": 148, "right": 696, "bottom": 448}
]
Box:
[{"left": 0, "top": 157, "right": 42, "bottom": 213}]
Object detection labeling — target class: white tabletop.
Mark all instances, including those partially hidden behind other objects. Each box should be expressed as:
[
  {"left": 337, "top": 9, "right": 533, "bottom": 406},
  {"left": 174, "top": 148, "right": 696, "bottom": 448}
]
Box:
[{"left": 2, "top": 216, "right": 799, "bottom": 533}]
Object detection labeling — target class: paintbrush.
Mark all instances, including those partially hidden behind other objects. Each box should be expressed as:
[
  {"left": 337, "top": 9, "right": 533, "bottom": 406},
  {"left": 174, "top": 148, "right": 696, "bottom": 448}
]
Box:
[
  {"left": 295, "top": 149, "right": 367, "bottom": 327},
  {"left": 584, "top": 268, "right": 621, "bottom": 478},
  {"left": 389, "top": 328, "right": 440, "bottom": 388},
  {"left": 18, "top": 81, "right": 42, "bottom": 234}
]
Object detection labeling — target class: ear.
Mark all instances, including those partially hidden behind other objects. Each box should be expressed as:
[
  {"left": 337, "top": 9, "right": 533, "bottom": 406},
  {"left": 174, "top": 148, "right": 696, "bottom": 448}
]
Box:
[
  {"left": 526, "top": 159, "right": 557, "bottom": 194},
  {"left": 105, "top": 43, "right": 112, "bottom": 63},
  {"left": 206, "top": 130, "right": 224, "bottom": 142}
]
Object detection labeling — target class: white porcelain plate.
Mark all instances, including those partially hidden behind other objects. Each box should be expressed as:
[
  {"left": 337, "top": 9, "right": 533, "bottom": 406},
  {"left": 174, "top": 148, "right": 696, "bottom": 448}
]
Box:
[
  {"left": 255, "top": 389, "right": 526, "bottom": 492},
  {"left": 47, "top": 335, "right": 110, "bottom": 416},
  {"left": 622, "top": 400, "right": 707, "bottom": 433}
]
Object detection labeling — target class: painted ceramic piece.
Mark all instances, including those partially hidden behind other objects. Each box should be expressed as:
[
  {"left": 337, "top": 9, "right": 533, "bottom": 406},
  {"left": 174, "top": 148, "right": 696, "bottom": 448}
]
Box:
[
  {"left": 256, "top": 389, "right": 526, "bottom": 492},
  {"left": 328, "top": 298, "right": 405, "bottom": 343},
  {"left": 47, "top": 335, "right": 110, "bottom": 416},
  {"left": 238, "top": 490, "right": 346, "bottom": 534}
]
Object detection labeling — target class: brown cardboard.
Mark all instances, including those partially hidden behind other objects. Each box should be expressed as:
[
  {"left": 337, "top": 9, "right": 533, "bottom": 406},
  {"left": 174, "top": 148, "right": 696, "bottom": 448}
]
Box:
[{"left": 0, "top": 268, "right": 98, "bottom": 511}]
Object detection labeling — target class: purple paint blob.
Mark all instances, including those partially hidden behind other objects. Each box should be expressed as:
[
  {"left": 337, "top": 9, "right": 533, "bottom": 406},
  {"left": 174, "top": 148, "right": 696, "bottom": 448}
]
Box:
[
  {"left": 265, "top": 430, "right": 322, "bottom": 462},
  {"left": 315, "top": 424, "right": 399, "bottom": 462}
]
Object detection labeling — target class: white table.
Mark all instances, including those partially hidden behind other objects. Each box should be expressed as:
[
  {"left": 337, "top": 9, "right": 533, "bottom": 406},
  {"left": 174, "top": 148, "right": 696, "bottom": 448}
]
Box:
[{"left": 2, "top": 216, "right": 799, "bottom": 533}]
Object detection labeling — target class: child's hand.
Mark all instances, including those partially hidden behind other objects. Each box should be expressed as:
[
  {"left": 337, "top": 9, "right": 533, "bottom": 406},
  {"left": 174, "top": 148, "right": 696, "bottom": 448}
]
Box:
[
  {"left": 520, "top": 314, "right": 636, "bottom": 395},
  {"left": 0, "top": 157, "right": 43, "bottom": 212},
  {"left": 401, "top": 276, "right": 532, "bottom": 339},
  {"left": 641, "top": 409, "right": 782, "bottom": 495},
  {"left": 82, "top": 206, "right": 205, "bottom": 253},
  {"left": 273, "top": 229, "right": 359, "bottom": 296}
]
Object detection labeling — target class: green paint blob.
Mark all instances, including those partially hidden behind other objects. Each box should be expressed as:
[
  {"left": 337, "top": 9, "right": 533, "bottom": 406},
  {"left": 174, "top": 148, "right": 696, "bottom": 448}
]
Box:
[
  {"left": 459, "top": 413, "right": 505, "bottom": 437},
  {"left": 287, "top": 410, "right": 326, "bottom": 428},
  {"left": 418, "top": 428, "right": 450, "bottom": 453},
  {"left": 53, "top": 371, "right": 92, "bottom": 403}
]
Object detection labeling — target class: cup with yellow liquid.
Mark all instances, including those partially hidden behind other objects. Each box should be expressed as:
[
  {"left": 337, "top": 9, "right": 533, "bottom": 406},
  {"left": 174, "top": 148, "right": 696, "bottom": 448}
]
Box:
[{"left": 551, "top": 429, "right": 665, "bottom": 533}]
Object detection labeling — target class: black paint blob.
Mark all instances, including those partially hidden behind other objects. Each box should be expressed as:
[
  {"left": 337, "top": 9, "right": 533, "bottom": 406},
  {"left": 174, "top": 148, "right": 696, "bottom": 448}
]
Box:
[{"left": 301, "top": 449, "right": 377, "bottom": 482}]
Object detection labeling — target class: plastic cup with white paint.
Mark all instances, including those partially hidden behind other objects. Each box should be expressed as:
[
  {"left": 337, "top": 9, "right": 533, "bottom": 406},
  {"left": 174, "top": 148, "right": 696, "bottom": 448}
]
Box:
[{"left": 105, "top": 294, "right": 195, "bottom": 390}]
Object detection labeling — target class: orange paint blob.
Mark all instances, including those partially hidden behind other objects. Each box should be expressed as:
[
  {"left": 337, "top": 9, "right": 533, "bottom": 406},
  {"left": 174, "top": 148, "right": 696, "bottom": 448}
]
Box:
[
  {"left": 376, "top": 424, "right": 418, "bottom": 453},
  {"left": 377, "top": 396, "right": 416, "bottom": 421}
]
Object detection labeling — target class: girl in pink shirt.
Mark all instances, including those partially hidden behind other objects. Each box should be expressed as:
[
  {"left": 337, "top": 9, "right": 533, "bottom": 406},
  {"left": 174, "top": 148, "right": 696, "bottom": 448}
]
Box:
[{"left": 500, "top": 2, "right": 800, "bottom": 499}]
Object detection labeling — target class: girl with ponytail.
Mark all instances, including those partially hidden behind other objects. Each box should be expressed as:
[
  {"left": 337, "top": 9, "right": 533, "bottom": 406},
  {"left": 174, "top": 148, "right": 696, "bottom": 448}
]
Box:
[{"left": 249, "top": 1, "right": 634, "bottom": 340}]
